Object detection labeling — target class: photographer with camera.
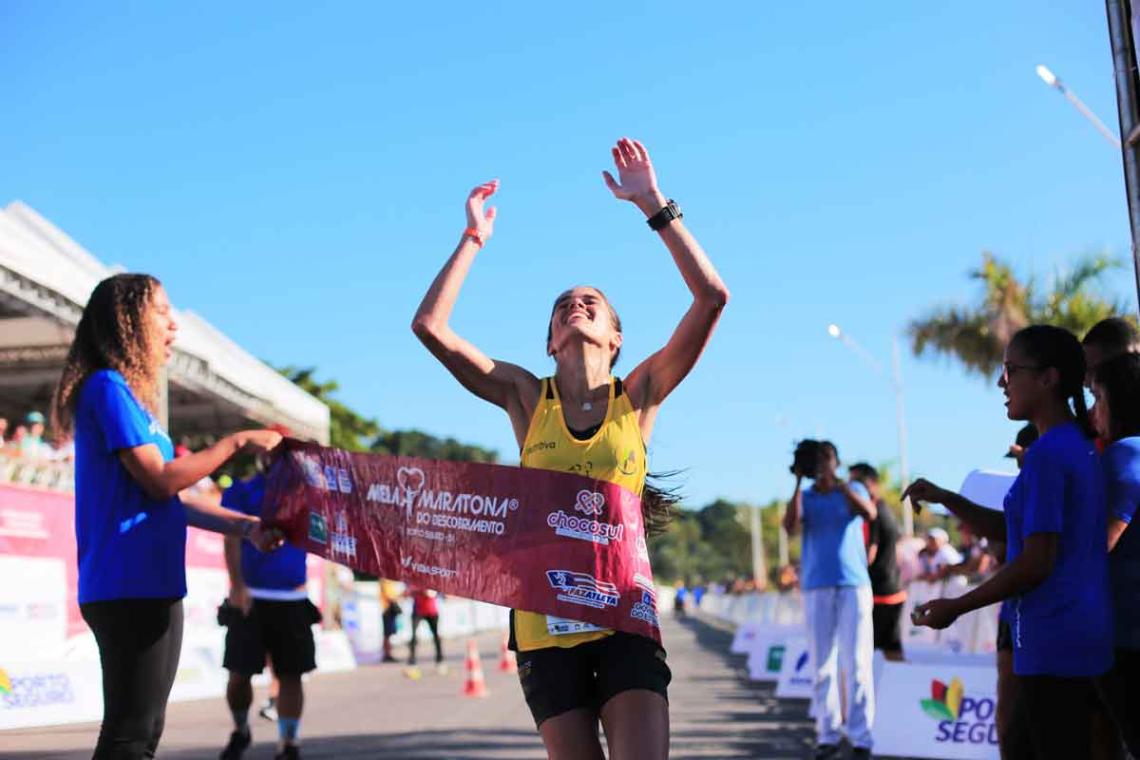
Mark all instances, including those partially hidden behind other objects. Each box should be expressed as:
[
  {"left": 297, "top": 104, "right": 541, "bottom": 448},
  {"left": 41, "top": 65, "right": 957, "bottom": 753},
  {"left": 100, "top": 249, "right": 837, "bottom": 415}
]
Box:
[{"left": 784, "top": 440, "right": 877, "bottom": 760}]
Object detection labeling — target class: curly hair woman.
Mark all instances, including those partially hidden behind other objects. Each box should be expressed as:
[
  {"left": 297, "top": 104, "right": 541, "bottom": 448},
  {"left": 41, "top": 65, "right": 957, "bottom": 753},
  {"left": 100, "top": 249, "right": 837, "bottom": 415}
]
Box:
[{"left": 53, "top": 273, "right": 284, "bottom": 760}]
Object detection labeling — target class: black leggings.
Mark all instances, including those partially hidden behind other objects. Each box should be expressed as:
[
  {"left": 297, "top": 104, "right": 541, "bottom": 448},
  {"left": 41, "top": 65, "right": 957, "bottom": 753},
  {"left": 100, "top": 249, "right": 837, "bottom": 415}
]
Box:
[
  {"left": 409, "top": 614, "right": 442, "bottom": 664},
  {"left": 80, "top": 598, "right": 183, "bottom": 760},
  {"left": 1005, "top": 673, "right": 1096, "bottom": 760},
  {"left": 1097, "top": 648, "right": 1140, "bottom": 757}
]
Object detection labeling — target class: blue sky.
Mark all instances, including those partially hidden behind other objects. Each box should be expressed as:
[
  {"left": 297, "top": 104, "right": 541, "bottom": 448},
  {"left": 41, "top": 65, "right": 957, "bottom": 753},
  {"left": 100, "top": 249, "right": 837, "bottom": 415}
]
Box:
[{"left": 4, "top": 2, "right": 1135, "bottom": 508}]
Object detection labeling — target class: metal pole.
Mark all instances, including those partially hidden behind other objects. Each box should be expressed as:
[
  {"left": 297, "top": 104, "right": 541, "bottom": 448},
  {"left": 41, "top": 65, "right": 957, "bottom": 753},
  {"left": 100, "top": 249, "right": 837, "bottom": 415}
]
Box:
[
  {"left": 750, "top": 503, "right": 767, "bottom": 590},
  {"left": 1060, "top": 85, "right": 1123, "bottom": 147},
  {"left": 892, "top": 336, "right": 913, "bottom": 536},
  {"left": 778, "top": 516, "right": 789, "bottom": 568},
  {"left": 1105, "top": 0, "right": 1140, "bottom": 313}
]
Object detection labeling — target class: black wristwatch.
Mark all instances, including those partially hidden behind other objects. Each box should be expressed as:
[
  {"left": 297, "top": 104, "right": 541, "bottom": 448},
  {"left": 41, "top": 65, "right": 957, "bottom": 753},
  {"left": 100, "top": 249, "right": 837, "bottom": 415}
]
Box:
[{"left": 646, "top": 199, "right": 682, "bottom": 231}]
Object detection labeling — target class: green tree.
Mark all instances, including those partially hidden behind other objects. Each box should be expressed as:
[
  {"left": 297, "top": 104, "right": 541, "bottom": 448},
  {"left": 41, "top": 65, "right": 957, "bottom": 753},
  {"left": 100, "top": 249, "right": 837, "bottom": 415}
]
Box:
[
  {"left": 908, "top": 251, "right": 1131, "bottom": 378},
  {"left": 277, "top": 366, "right": 380, "bottom": 451},
  {"left": 372, "top": 429, "right": 498, "bottom": 463},
  {"left": 277, "top": 366, "right": 500, "bottom": 462},
  {"left": 649, "top": 499, "right": 753, "bottom": 584}
]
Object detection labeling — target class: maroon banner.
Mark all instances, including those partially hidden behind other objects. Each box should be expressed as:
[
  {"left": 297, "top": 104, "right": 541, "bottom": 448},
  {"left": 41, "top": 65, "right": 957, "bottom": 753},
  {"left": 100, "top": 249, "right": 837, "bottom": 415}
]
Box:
[{"left": 263, "top": 440, "right": 661, "bottom": 642}]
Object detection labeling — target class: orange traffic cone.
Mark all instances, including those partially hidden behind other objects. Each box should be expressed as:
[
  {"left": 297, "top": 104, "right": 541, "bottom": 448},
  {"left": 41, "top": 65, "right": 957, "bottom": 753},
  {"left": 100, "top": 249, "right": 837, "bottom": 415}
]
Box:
[
  {"left": 462, "top": 639, "right": 488, "bottom": 698},
  {"left": 498, "top": 631, "right": 517, "bottom": 674}
]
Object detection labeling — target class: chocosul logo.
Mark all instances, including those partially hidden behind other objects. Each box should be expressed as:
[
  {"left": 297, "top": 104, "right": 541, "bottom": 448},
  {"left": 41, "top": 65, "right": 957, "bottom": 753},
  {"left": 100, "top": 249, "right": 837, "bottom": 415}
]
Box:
[
  {"left": 574, "top": 491, "right": 605, "bottom": 516},
  {"left": 922, "top": 677, "right": 998, "bottom": 747},
  {"left": 548, "top": 490, "right": 624, "bottom": 545}
]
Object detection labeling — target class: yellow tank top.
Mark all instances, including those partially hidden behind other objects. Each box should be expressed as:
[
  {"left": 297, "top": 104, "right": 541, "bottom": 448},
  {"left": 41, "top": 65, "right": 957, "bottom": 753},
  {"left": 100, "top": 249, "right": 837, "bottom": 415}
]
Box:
[{"left": 515, "top": 376, "right": 647, "bottom": 651}]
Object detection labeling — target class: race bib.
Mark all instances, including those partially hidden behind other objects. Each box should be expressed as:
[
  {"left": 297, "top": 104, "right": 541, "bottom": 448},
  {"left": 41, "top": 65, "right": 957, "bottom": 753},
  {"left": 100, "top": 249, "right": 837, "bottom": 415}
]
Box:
[{"left": 546, "top": 615, "right": 607, "bottom": 636}]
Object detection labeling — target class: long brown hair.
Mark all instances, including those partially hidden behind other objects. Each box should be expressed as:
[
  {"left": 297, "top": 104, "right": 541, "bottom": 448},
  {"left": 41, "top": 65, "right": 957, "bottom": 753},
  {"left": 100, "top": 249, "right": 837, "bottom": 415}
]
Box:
[
  {"left": 544, "top": 287, "right": 679, "bottom": 534},
  {"left": 52, "top": 274, "right": 163, "bottom": 435}
]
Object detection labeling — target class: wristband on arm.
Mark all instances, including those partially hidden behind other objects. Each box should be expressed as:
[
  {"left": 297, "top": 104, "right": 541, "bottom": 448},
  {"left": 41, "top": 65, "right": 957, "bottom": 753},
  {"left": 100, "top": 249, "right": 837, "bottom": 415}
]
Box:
[{"left": 646, "top": 200, "right": 682, "bottom": 231}]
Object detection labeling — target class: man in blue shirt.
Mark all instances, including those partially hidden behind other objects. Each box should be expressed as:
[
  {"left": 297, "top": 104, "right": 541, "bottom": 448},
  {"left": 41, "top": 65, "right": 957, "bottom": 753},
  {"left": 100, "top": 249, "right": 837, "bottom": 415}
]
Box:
[
  {"left": 219, "top": 470, "right": 318, "bottom": 760},
  {"left": 784, "top": 440, "right": 877, "bottom": 760}
]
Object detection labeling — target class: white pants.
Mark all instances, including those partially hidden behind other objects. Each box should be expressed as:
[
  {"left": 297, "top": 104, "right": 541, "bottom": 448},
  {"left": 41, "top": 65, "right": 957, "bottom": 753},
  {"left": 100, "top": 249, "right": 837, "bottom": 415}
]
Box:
[{"left": 803, "top": 585, "right": 875, "bottom": 749}]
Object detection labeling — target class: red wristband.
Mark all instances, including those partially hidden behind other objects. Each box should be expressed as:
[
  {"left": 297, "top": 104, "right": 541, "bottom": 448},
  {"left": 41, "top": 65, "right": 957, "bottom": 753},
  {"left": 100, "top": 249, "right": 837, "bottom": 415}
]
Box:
[{"left": 463, "top": 227, "right": 485, "bottom": 248}]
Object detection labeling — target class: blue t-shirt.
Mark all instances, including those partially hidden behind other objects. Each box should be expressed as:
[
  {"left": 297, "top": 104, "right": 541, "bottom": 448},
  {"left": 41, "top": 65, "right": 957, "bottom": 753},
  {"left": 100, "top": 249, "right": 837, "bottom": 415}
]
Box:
[
  {"left": 1105, "top": 437, "right": 1140, "bottom": 650},
  {"left": 1003, "top": 422, "right": 1113, "bottom": 677},
  {"left": 223, "top": 474, "right": 307, "bottom": 591},
  {"left": 74, "top": 370, "right": 187, "bottom": 603},
  {"left": 801, "top": 481, "right": 872, "bottom": 590}
]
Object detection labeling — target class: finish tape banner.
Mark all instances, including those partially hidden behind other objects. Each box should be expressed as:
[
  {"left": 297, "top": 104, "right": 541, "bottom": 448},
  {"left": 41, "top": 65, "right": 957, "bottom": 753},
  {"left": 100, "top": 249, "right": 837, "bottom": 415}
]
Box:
[{"left": 262, "top": 440, "right": 661, "bottom": 642}]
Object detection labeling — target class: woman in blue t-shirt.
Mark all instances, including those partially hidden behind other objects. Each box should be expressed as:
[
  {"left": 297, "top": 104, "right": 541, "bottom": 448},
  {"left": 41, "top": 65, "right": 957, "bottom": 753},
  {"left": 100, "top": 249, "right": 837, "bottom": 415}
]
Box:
[
  {"left": 1090, "top": 351, "right": 1140, "bottom": 756},
  {"left": 51, "top": 274, "right": 285, "bottom": 760},
  {"left": 904, "top": 325, "right": 1112, "bottom": 760}
]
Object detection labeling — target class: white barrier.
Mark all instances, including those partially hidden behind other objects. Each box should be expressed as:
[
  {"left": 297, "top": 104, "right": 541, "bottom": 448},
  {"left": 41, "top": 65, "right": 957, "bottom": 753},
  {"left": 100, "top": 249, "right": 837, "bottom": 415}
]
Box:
[
  {"left": 340, "top": 582, "right": 510, "bottom": 663},
  {"left": 704, "top": 588, "right": 1002, "bottom": 759},
  {"left": 0, "top": 658, "right": 103, "bottom": 730},
  {"left": 705, "top": 586, "right": 999, "bottom": 656},
  {"left": 873, "top": 659, "right": 999, "bottom": 759},
  {"left": 774, "top": 635, "right": 813, "bottom": 700},
  {"left": 741, "top": 624, "right": 801, "bottom": 682}
]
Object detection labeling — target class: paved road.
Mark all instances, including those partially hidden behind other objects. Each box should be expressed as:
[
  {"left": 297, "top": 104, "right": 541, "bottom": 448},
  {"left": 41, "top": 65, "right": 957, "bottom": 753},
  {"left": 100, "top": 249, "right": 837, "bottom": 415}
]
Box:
[{"left": 2, "top": 615, "right": 822, "bottom": 759}]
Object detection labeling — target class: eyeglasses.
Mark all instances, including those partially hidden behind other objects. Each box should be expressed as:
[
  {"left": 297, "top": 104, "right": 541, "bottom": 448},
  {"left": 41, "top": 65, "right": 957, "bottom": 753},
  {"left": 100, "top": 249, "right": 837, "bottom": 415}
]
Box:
[{"left": 999, "top": 362, "right": 1042, "bottom": 384}]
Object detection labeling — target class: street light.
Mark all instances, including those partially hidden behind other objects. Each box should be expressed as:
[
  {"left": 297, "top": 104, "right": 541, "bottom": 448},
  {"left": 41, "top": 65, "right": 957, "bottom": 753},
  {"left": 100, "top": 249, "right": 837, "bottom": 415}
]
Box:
[
  {"left": 1035, "top": 64, "right": 1122, "bottom": 148},
  {"left": 827, "top": 324, "right": 914, "bottom": 537}
]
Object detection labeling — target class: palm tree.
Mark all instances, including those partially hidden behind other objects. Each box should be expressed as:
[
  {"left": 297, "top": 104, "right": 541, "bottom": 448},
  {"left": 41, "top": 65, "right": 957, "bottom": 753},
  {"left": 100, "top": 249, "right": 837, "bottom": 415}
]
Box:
[{"left": 908, "top": 251, "right": 1131, "bottom": 379}]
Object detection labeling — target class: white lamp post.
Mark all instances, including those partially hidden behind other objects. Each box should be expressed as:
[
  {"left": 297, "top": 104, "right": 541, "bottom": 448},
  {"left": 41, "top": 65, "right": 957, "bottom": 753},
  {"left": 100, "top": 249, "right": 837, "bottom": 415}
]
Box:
[
  {"left": 827, "top": 324, "right": 914, "bottom": 536},
  {"left": 1036, "top": 64, "right": 1122, "bottom": 148}
]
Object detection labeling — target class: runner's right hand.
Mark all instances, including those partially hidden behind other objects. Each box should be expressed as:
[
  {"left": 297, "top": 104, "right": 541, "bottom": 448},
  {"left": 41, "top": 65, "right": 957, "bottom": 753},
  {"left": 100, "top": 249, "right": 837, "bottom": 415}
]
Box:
[{"left": 465, "top": 180, "right": 499, "bottom": 243}]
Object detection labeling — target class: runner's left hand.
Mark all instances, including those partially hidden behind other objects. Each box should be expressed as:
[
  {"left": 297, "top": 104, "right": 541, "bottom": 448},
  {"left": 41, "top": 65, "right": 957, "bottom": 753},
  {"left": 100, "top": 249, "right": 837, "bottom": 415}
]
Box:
[
  {"left": 603, "top": 137, "right": 663, "bottom": 208},
  {"left": 911, "top": 598, "right": 960, "bottom": 630}
]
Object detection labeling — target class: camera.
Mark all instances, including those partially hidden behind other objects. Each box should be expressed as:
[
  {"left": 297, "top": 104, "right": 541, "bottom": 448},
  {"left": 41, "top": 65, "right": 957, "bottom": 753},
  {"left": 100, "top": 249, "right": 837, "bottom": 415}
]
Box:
[{"left": 790, "top": 439, "right": 822, "bottom": 477}]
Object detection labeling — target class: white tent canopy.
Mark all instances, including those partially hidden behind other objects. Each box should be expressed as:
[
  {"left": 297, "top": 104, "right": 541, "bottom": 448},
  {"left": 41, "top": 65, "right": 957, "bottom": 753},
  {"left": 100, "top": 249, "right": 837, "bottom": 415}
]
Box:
[{"left": 0, "top": 201, "right": 330, "bottom": 444}]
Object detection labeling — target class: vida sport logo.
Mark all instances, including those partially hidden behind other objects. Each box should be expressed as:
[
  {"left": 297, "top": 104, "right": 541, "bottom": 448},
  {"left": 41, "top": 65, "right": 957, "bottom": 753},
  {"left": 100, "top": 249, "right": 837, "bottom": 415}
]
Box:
[{"left": 921, "top": 677, "right": 998, "bottom": 746}]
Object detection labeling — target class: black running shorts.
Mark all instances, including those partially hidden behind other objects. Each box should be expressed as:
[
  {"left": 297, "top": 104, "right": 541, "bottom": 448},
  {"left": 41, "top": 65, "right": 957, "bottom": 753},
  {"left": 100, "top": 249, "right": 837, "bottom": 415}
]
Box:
[
  {"left": 516, "top": 631, "right": 671, "bottom": 727},
  {"left": 872, "top": 602, "right": 904, "bottom": 653},
  {"left": 222, "top": 598, "right": 319, "bottom": 676}
]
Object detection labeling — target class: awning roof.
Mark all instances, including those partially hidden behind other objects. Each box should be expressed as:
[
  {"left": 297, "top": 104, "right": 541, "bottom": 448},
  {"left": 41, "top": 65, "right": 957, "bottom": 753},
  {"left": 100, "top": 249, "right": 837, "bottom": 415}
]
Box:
[{"left": 0, "top": 201, "right": 330, "bottom": 444}]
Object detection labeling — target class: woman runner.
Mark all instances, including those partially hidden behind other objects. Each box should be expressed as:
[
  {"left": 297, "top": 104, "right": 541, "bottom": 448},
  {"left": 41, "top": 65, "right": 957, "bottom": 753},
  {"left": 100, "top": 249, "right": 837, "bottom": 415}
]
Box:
[{"left": 412, "top": 137, "right": 728, "bottom": 759}]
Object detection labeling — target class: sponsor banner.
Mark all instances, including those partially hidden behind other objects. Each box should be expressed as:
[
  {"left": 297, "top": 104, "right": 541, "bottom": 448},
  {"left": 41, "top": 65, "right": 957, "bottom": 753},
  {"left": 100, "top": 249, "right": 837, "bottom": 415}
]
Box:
[
  {"left": 874, "top": 661, "right": 999, "bottom": 759},
  {"left": 0, "top": 484, "right": 328, "bottom": 664},
  {"left": 263, "top": 440, "right": 660, "bottom": 642},
  {"left": 0, "top": 659, "right": 103, "bottom": 730},
  {"left": 774, "top": 636, "right": 813, "bottom": 700},
  {"left": 0, "top": 485, "right": 84, "bottom": 640}
]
